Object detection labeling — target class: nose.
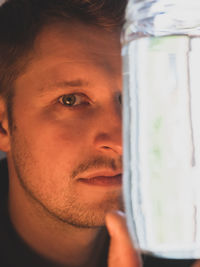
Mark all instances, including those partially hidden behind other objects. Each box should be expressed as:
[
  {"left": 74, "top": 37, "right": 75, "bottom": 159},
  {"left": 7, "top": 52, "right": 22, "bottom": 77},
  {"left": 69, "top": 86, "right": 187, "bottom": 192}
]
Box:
[
  {"left": 93, "top": 105, "right": 122, "bottom": 156},
  {"left": 94, "top": 132, "right": 122, "bottom": 155}
]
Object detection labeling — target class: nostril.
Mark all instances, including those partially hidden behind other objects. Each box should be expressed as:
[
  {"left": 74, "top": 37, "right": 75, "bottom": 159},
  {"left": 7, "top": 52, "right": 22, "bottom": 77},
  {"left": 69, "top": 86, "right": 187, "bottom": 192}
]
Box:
[
  {"left": 94, "top": 132, "right": 122, "bottom": 155},
  {"left": 102, "top": 146, "right": 110, "bottom": 150}
]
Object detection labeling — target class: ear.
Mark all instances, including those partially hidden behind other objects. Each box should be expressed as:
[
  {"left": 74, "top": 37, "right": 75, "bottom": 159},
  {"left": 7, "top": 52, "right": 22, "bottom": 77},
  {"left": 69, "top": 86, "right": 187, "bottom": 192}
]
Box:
[{"left": 0, "top": 96, "right": 11, "bottom": 152}]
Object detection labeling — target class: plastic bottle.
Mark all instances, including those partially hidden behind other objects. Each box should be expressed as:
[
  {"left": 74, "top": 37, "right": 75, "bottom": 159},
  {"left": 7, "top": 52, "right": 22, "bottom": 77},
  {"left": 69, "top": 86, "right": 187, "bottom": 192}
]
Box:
[{"left": 122, "top": 0, "right": 200, "bottom": 259}]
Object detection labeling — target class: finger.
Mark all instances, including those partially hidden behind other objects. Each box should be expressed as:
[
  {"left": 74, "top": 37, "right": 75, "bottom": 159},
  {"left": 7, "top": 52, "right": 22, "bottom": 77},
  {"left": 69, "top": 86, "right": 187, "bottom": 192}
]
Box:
[
  {"left": 192, "top": 260, "right": 200, "bottom": 267},
  {"left": 105, "top": 210, "right": 142, "bottom": 267}
]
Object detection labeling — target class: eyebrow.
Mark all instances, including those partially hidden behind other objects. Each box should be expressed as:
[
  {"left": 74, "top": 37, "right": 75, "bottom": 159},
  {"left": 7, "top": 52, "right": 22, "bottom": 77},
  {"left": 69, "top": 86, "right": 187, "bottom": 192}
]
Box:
[{"left": 39, "top": 79, "right": 89, "bottom": 92}]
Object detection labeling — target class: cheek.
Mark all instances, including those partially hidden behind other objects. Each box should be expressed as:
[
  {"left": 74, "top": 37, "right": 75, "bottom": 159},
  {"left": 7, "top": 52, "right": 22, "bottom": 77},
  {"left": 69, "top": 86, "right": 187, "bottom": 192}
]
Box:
[
  {"left": 14, "top": 107, "right": 95, "bottom": 167},
  {"left": 11, "top": 93, "right": 98, "bottom": 178},
  {"left": 36, "top": 106, "right": 96, "bottom": 149},
  {"left": 10, "top": 115, "right": 78, "bottom": 203}
]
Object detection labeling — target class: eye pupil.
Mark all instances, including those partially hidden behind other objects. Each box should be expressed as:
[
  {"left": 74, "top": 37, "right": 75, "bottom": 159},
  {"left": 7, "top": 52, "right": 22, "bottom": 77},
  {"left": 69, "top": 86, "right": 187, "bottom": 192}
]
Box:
[{"left": 62, "top": 95, "right": 76, "bottom": 106}]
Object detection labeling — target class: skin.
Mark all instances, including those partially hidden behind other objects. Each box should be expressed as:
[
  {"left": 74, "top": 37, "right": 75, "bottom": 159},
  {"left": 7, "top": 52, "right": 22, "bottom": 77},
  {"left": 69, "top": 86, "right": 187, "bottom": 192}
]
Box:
[
  {"left": 106, "top": 212, "right": 142, "bottom": 267},
  {"left": 1, "top": 19, "right": 197, "bottom": 267},
  {"left": 0, "top": 21, "right": 123, "bottom": 266}
]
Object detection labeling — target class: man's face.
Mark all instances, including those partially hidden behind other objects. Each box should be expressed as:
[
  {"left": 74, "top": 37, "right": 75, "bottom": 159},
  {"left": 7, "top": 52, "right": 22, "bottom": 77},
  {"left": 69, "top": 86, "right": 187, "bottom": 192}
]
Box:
[{"left": 7, "top": 21, "right": 122, "bottom": 227}]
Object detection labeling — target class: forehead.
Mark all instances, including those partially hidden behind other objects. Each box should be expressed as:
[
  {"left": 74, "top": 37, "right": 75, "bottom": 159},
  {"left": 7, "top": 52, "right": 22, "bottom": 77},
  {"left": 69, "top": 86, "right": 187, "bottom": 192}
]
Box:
[
  {"left": 29, "top": 21, "right": 121, "bottom": 71},
  {"left": 14, "top": 21, "right": 122, "bottom": 97}
]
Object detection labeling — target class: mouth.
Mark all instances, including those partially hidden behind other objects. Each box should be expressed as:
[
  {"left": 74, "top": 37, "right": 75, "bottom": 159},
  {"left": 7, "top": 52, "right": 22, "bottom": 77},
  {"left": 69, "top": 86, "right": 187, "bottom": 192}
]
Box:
[{"left": 78, "top": 172, "right": 122, "bottom": 187}]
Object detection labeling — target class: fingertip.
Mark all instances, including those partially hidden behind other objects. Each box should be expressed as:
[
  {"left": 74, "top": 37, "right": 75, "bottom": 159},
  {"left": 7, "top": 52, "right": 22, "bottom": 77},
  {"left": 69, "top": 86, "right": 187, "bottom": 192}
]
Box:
[
  {"left": 105, "top": 210, "right": 126, "bottom": 236},
  {"left": 106, "top": 210, "right": 142, "bottom": 267},
  {"left": 105, "top": 210, "right": 124, "bottom": 221}
]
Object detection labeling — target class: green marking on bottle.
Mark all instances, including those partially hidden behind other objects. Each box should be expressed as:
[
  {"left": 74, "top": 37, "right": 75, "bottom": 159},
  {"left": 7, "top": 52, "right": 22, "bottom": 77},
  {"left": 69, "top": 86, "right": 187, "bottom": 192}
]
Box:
[
  {"left": 149, "top": 35, "right": 188, "bottom": 53},
  {"left": 154, "top": 116, "right": 163, "bottom": 132},
  {"left": 153, "top": 145, "right": 161, "bottom": 161},
  {"left": 150, "top": 117, "right": 163, "bottom": 163}
]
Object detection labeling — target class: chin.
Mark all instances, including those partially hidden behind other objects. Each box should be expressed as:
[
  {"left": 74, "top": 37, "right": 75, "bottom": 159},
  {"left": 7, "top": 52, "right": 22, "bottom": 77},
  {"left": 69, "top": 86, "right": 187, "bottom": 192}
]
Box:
[{"left": 65, "top": 202, "right": 123, "bottom": 228}]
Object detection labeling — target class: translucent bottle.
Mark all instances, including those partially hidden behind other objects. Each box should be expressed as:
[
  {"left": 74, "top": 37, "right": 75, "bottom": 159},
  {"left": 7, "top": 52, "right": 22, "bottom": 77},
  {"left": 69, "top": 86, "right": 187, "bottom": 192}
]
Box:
[{"left": 122, "top": 0, "right": 200, "bottom": 259}]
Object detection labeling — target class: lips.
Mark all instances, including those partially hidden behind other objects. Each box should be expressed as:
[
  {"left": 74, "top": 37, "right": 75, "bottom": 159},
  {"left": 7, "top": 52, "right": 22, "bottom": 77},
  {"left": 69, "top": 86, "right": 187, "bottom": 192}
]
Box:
[{"left": 78, "top": 171, "right": 122, "bottom": 186}]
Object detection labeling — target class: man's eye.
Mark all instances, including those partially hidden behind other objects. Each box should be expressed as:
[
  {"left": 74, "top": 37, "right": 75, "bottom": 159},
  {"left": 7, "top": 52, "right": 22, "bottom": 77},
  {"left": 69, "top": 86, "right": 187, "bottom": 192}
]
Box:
[{"left": 58, "top": 94, "right": 89, "bottom": 107}]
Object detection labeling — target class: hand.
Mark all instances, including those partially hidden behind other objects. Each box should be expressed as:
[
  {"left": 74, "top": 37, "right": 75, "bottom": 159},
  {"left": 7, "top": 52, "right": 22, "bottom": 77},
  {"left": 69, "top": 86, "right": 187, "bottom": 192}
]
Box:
[
  {"left": 192, "top": 261, "right": 200, "bottom": 267},
  {"left": 105, "top": 211, "right": 142, "bottom": 267}
]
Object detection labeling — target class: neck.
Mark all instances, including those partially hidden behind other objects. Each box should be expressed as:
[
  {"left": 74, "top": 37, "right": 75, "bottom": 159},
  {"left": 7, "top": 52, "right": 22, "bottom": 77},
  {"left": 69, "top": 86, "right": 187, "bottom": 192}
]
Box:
[{"left": 8, "top": 173, "right": 108, "bottom": 267}]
